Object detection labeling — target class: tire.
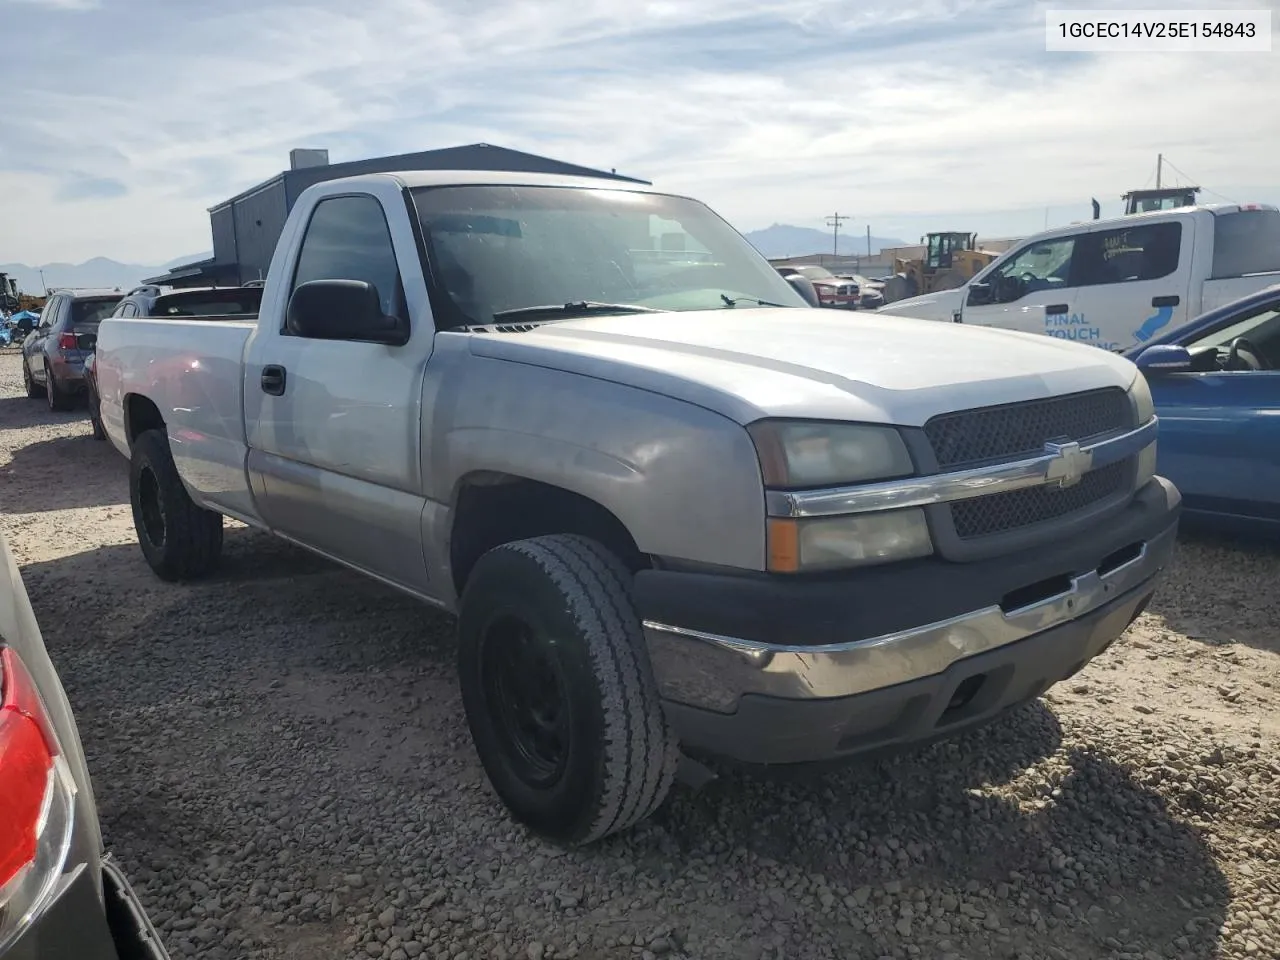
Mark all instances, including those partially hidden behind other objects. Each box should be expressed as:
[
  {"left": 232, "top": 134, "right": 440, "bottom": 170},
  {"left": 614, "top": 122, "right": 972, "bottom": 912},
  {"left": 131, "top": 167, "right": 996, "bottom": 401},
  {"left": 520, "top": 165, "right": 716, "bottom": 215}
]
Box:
[
  {"left": 458, "top": 534, "right": 678, "bottom": 845},
  {"left": 89, "top": 408, "right": 107, "bottom": 441},
  {"left": 87, "top": 381, "right": 106, "bottom": 440},
  {"left": 129, "top": 429, "right": 224, "bottom": 581},
  {"left": 46, "top": 364, "right": 73, "bottom": 412},
  {"left": 23, "top": 360, "right": 45, "bottom": 399}
]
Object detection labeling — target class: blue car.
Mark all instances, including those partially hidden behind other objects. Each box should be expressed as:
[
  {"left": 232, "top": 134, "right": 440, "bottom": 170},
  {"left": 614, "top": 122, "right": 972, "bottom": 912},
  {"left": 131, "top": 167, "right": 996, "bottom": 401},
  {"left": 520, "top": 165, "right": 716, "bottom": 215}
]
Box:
[{"left": 1125, "top": 283, "right": 1280, "bottom": 537}]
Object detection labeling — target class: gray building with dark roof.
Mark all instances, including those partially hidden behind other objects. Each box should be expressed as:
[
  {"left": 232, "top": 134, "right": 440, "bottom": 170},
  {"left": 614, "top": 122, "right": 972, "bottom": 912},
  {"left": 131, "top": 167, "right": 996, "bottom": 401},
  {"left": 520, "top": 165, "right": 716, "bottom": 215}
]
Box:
[{"left": 148, "top": 144, "right": 648, "bottom": 288}]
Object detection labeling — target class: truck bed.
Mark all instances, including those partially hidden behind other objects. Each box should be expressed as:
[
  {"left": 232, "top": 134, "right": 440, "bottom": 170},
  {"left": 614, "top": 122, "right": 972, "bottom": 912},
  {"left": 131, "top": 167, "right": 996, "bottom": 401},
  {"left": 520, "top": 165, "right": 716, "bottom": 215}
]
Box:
[
  {"left": 95, "top": 314, "right": 262, "bottom": 523},
  {"left": 1201, "top": 272, "right": 1280, "bottom": 313}
]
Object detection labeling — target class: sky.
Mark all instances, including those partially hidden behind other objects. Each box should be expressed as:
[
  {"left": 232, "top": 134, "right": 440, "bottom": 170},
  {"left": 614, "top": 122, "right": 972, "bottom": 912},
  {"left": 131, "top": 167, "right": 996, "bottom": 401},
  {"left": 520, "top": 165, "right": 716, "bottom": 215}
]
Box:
[{"left": 2, "top": 0, "right": 1278, "bottom": 266}]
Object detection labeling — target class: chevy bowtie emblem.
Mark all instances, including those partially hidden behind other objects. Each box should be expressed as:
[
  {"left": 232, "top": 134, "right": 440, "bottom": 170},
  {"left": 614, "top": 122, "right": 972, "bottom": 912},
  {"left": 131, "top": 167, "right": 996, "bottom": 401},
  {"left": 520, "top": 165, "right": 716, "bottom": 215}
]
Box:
[{"left": 1043, "top": 440, "right": 1092, "bottom": 489}]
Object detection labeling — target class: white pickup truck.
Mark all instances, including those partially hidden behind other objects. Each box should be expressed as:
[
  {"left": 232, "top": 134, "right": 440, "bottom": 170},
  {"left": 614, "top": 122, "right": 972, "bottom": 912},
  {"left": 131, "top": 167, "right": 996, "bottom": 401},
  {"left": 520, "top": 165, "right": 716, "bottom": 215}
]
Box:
[
  {"left": 882, "top": 203, "right": 1280, "bottom": 353},
  {"left": 95, "top": 170, "right": 1181, "bottom": 844}
]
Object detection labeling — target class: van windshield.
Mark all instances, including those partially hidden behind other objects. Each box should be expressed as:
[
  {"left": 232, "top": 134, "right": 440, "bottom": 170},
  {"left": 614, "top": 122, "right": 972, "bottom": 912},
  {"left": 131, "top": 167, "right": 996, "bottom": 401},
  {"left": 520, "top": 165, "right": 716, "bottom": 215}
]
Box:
[{"left": 408, "top": 185, "right": 806, "bottom": 328}]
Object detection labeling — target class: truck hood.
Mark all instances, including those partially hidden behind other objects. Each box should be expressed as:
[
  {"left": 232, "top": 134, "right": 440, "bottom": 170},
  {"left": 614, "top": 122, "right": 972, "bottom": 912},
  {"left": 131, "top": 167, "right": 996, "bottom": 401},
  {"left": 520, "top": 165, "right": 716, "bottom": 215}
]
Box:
[
  {"left": 466, "top": 307, "right": 1137, "bottom": 426},
  {"left": 875, "top": 287, "right": 967, "bottom": 321}
]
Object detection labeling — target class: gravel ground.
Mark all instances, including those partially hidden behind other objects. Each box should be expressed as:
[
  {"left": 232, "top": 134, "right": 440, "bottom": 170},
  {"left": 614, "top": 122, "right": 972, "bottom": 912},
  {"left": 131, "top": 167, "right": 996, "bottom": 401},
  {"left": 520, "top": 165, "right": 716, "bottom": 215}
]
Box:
[{"left": 1, "top": 348, "right": 1277, "bottom": 960}]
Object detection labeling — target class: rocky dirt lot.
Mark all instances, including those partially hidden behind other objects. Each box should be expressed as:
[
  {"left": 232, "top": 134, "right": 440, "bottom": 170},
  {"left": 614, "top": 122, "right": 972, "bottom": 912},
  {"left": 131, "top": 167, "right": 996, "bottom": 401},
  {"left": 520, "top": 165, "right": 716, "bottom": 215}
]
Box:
[{"left": 1, "top": 349, "right": 1277, "bottom": 960}]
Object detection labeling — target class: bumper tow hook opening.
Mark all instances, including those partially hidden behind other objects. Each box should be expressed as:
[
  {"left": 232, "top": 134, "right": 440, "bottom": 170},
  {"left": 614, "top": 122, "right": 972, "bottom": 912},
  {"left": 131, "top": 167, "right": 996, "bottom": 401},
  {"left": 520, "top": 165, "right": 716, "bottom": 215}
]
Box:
[
  {"left": 1097, "top": 541, "right": 1144, "bottom": 577},
  {"left": 942, "top": 674, "right": 986, "bottom": 716}
]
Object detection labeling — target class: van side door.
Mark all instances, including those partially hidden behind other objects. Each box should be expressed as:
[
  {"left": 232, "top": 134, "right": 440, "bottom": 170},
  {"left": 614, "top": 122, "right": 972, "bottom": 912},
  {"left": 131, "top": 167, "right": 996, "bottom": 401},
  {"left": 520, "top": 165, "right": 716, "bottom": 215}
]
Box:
[{"left": 242, "top": 178, "right": 438, "bottom": 595}]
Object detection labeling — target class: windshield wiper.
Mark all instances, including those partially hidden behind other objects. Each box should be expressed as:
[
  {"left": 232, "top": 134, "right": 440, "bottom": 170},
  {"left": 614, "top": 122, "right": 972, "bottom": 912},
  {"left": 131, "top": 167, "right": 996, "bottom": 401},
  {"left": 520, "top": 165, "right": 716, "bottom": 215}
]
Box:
[
  {"left": 720, "top": 294, "right": 790, "bottom": 308},
  {"left": 492, "top": 301, "right": 667, "bottom": 321}
]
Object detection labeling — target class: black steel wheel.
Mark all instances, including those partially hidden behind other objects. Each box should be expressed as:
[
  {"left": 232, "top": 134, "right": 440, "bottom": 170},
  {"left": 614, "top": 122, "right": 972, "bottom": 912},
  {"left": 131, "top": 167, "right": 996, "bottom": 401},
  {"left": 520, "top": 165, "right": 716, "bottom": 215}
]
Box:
[
  {"left": 479, "top": 614, "right": 571, "bottom": 787},
  {"left": 458, "top": 534, "right": 678, "bottom": 845},
  {"left": 129, "top": 429, "right": 224, "bottom": 581}
]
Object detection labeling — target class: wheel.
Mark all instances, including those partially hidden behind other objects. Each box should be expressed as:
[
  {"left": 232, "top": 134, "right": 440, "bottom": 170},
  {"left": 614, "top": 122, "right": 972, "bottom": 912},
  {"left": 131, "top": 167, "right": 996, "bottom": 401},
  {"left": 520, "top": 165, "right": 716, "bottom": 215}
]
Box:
[
  {"left": 129, "top": 429, "right": 224, "bottom": 581},
  {"left": 23, "top": 359, "right": 45, "bottom": 399},
  {"left": 458, "top": 534, "right": 678, "bottom": 845},
  {"left": 87, "top": 380, "right": 107, "bottom": 440},
  {"left": 89, "top": 407, "right": 107, "bottom": 440},
  {"left": 45, "top": 364, "right": 73, "bottom": 412}
]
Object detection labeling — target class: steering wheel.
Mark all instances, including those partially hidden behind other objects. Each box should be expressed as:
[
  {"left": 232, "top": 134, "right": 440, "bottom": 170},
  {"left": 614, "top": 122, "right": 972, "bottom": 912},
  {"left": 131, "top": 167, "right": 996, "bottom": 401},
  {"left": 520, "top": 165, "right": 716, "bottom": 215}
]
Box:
[{"left": 1224, "top": 337, "right": 1270, "bottom": 371}]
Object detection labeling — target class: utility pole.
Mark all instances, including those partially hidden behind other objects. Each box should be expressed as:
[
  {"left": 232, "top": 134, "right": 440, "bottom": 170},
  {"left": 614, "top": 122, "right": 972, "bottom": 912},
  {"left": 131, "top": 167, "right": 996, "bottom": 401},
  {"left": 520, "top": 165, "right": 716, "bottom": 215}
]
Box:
[
  {"left": 1156, "top": 153, "right": 1162, "bottom": 188},
  {"left": 866, "top": 225, "right": 872, "bottom": 258},
  {"left": 825, "top": 212, "right": 850, "bottom": 258},
  {"left": 39, "top": 269, "right": 47, "bottom": 295}
]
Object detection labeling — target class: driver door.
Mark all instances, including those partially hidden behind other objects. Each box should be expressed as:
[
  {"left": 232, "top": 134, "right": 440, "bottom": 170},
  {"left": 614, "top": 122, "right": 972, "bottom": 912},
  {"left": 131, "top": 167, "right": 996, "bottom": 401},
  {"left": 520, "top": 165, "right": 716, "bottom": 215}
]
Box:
[{"left": 960, "top": 234, "right": 1081, "bottom": 341}]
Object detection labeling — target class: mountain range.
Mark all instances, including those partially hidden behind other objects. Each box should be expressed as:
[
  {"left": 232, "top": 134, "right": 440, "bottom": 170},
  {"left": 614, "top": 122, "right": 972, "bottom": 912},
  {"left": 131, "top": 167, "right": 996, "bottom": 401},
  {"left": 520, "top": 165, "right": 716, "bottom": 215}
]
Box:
[
  {"left": 742, "top": 224, "right": 907, "bottom": 259},
  {"left": 3, "top": 223, "right": 905, "bottom": 293},
  {"left": 0, "top": 254, "right": 211, "bottom": 295}
]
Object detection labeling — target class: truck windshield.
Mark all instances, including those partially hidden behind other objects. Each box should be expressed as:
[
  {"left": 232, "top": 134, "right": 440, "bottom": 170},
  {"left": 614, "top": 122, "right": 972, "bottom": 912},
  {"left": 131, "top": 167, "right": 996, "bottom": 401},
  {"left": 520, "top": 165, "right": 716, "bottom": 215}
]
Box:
[{"left": 408, "top": 185, "right": 807, "bottom": 328}]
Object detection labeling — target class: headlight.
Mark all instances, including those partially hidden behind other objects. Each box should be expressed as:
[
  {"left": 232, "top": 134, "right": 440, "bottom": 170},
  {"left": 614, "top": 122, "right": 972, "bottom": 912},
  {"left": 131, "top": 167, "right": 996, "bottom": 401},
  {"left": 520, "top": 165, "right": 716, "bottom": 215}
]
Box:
[
  {"left": 1135, "top": 440, "right": 1158, "bottom": 489},
  {"left": 767, "top": 509, "right": 933, "bottom": 572},
  {"left": 1129, "top": 373, "right": 1155, "bottom": 425},
  {"left": 748, "top": 420, "right": 914, "bottom": 487}
]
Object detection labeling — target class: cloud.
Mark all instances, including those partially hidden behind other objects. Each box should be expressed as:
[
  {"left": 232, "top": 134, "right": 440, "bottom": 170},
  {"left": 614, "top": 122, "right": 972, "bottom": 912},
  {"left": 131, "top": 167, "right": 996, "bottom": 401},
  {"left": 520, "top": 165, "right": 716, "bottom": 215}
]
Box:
[
  {"left": 1, "top": 0, "right": 1277, "bottom": 264},
  {"left": 56, "top": 177, "right": 128, "bottom": 201},
  {"left": 1, "top": 0, "right": 100, "bottom": 9}
]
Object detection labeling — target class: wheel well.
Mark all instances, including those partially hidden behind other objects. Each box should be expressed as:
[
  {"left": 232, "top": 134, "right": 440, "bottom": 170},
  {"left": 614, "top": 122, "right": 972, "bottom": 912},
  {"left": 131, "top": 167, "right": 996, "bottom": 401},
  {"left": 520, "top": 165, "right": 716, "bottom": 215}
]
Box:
[
  {"left": 124, "top": 394, "right": 165, "bottom": 447},
  {"left": 450, "top": 475, "right": 645, "bottom": 595}
]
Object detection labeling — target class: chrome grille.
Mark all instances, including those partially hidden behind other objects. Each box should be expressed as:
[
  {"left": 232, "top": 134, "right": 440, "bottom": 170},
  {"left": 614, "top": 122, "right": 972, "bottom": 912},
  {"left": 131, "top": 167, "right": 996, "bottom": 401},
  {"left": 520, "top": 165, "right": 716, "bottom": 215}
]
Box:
[
  {"left": 950, "top": 460, "right": 1130, "bottom": 540},
  {"left": 925, "top": 388, "right": 1135, "bottom": 542},
  {"left": 925, "top": 388, "right": 1130, "bottom": 470}
]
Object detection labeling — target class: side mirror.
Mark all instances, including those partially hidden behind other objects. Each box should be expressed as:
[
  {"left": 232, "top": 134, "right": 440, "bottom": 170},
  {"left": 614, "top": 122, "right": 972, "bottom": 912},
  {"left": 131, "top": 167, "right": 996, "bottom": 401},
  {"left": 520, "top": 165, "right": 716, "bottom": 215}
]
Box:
[
  {"left": 967, "top": 281, "right": 992, "bottom": 306},
  {"left": 1134, "top": 344, "right": 1193, "bottom": 373},
  {"left": 783, "top": 274, "right": 821, "bottom": 308},
  {"left": 286, "top": 280, "right": 408, "bottom": 345}
]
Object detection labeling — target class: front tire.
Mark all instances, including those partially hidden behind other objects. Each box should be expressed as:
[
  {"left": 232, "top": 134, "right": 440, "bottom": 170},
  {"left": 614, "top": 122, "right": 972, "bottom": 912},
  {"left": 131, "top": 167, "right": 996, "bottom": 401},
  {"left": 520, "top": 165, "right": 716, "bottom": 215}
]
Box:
[
  {"left": 129, "top": 429, "right": 224, "bottom": 581},
  {"left": 87, "top": 380, "right": 106, "bottom": 440},
  {"left": 458, "top": 534, "right": 678, "bottom": 845}
]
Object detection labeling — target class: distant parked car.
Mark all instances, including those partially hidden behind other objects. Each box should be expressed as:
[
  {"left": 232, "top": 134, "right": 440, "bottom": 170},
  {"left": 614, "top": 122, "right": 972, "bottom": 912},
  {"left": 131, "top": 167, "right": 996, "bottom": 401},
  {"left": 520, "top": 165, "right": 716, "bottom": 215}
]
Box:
[
  {"left": 0, "top": 526, "right": 169, "bottom": 959},
  {"left": 22, "top": 289, "right": 121, "bottom": 410},
  {"left": 848, "top": 274, "right": 886, "bottom": 310},
  {"left": 1126, "top": 284, "right": 1280, "bottom": 537},
  {"left": 108, "top": 284, "right": 263, "bottom": 321},
  {"left": 773, "top": 265, "right": 860, "bottom": 309}
]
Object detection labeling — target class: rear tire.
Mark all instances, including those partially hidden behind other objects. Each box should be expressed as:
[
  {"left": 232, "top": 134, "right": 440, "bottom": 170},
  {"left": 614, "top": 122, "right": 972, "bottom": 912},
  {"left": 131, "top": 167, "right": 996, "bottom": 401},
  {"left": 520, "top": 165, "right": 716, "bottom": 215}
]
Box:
[
  {"left": 23, "top": 360, "right": 44, "bottom": 399},
  {"left": 45, "top": 364, "right": 73, "bottom": 412},
  {"left": 458, "top": 534, "right": 678, "bottom": 845},
  {"left": 129, "top": 429, "right": 224, "bottom": 581}
]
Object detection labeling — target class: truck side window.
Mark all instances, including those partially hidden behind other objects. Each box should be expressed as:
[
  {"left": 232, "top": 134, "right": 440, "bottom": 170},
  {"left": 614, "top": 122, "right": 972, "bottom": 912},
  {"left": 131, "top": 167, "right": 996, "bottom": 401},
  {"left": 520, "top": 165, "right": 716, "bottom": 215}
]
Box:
[
  {"left": 290, "top": 195, "right": 406, "bottom": 332},
  {"left": 1073, "top": 222, "right": 1182, "bottom": 287},
  {"left": 971, "top": 236, "right": 1076, "bottom": 305}
]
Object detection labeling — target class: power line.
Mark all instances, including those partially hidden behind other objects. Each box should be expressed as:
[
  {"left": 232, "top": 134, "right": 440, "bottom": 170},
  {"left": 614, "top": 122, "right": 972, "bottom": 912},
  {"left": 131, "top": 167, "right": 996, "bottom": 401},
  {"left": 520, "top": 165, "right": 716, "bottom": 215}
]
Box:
[
  {"left": 824, "top": 212, "right": 851, "bottom": 256},
  {"left": 1162, "top": 156, "right": 1238, "bottom": 204}
]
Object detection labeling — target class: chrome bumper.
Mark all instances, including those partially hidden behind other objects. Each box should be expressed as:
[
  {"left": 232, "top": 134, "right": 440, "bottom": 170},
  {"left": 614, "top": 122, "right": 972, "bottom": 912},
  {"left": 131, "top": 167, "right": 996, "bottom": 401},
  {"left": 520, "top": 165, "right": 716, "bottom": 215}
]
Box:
[{"left": 643, "top": 517, "right": 1173, "bottom": 714}]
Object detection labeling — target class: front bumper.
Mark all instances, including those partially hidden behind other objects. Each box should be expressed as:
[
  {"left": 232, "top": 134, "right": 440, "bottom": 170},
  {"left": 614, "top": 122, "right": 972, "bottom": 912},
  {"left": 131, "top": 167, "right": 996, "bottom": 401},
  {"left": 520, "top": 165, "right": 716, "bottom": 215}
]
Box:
[{"left": 636, "top": 477, "right": 1179, "bottom": 764}]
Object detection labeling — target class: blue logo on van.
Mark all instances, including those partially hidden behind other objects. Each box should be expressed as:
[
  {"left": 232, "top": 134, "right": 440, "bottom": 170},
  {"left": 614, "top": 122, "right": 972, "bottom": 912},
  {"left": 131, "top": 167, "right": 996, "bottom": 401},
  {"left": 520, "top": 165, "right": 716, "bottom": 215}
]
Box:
[{"left": 1133, "top": 305, "right": 1174, "bottom": 343}]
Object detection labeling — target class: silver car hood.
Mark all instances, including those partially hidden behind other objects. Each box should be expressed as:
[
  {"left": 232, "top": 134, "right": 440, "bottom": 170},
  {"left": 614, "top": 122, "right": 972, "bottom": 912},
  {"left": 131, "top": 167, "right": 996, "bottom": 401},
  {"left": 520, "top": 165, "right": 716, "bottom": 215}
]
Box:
[{"left": 467, "top": 307, "right": 1138, "bottom": 426}]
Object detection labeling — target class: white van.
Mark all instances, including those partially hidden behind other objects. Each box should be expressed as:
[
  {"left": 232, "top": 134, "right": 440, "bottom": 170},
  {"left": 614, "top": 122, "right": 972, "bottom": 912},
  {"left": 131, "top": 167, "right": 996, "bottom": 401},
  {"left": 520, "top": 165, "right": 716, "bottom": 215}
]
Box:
[{"left": 879, "top": 204, "right": 1280, "bottom": 353}]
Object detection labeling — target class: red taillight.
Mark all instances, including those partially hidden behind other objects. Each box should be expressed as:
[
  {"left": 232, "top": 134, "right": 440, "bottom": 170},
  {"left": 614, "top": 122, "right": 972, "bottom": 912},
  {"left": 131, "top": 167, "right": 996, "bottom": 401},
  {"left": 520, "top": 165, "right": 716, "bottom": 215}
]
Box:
[
  {"left": 57, "top": 333, "right": 78, "bottom": 350},
  {"left": 0, "top": 648, "right": 58, "bottom": 890}
]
